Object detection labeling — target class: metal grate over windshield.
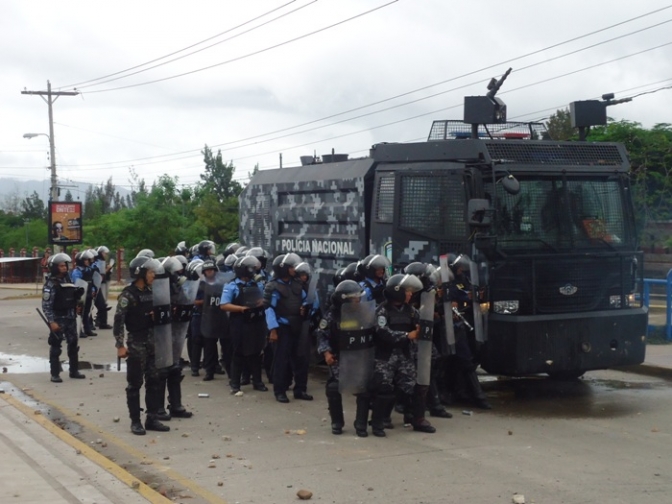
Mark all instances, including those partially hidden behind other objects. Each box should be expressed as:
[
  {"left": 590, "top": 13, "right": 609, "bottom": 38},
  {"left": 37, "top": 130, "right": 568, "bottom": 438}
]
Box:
[
  {"left": 485, "top": 142, "right": 625, "bottom": 167},
  {"left": 428, "top": 120, "right": 546, "bottom": 141}
]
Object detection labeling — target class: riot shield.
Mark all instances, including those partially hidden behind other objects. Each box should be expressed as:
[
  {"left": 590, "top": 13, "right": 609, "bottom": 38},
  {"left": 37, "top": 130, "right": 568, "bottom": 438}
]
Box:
[
  {"left": 416, "top": 289, "right": 435, "bottom": 386},
  {"left": 153, "top": 271, "right": 173, "bottom": 369},
  {"left": 338, "top": 299, "right": 376, "bottom": 395},
  {"left": 468, "top": 259, "right": 486, "bottom": 343},
  {"left": 74, "top": 278, "right": 88, "bottom": 337},
  {"left": 200, "top": 272, "right": 233, "bottom": 339},
  {"left": 438, "top": 254, "right": 456, "bottom": 353},
  {"left": 92, "top": 271, "right": 103, "bottom": 300},
  {"left": 298, "top": 273, "right": 319, "bottom": 358},
  {"left": 171, "top": 277, "right": 201, "bottom": 365}
]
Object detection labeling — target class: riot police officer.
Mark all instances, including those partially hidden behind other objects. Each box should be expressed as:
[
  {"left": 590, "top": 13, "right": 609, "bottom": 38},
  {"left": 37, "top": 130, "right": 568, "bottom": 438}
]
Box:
[
  {"left": 93, "top": 246, "right": 113, "bottom": 330},
  {"left": 72, "top": 249, "right": 97, "bottom": 337},
  {"left": 316, "top": 280, "right": 374, "bottom": 437},
  {"left": 445, "top": 254, "right": 491, "bottom": 410},
  {"left": 359, "top": 255, "right": 389, "bottom": 304},
  {"left": 264, "top": 253, "right": 312, "bottom": 403},
  {"left": 220, "top": 256, "right": 268, "bottom": 393},
  {"left": 199, "top": 260, "right": 232, "bottom": 381},
  {"left": 371, "top": 274, "right": 436, "bottom": 436},
  {"left": 42, "top": 253, "right": 86, "bottom": 383},
  {"left": 114, "top": 256, "right": 170, "bottom": 435}
]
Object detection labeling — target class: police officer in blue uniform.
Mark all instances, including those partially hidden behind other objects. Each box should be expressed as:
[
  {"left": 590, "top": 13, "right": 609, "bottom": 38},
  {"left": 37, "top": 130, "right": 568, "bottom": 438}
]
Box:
[{"left": 264, "top": 253, "right": 312, "bottom": 403}]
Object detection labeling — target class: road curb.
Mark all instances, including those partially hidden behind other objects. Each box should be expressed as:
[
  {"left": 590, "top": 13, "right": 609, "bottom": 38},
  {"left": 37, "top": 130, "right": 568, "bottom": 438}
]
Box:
[
  {"left": 0, "top": 391, "right": 173, "bottom": 504},
  {"left": 619, "top": 363, "right": 672, "bottom": 380}
]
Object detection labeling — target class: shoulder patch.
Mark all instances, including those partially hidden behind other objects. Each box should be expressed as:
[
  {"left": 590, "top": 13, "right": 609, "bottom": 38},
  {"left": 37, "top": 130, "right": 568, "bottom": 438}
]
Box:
[
  {"left": 318, "top": 318, "right": 328, "bottom": 330},
  {"left": 377, "top": 315, "right": 387, "bottom": 328},
  {"left": 119, "top": 297, "right": 129, "bottom": 308},
  {"left": 42, "top": 291, "right": 51, "bottom": 301}
]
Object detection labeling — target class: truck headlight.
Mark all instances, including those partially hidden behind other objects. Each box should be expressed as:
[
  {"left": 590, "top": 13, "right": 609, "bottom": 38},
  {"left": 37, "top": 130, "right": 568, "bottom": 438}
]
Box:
[
  {"left": 609, "top": 294, "right": 636, "bottom": 308},
  {"left": 493, "top": 300, "right": 519, "bottom": 314}
]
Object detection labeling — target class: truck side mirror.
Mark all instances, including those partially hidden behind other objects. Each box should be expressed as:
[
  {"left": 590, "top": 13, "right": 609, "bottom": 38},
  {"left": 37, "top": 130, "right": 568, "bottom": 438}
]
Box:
[
  {"left": 499, "top": 173, "right": 520, "bottom": 195},
  {"left": 467, "top": 198, "right": 491, "bottom": 227}
]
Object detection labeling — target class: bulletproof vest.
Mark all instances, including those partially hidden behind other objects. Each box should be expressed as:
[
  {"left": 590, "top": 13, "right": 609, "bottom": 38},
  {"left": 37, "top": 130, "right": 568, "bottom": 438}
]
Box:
[
  {"left": 386, "top": 304, "right": 416, "bottom": 332},
  {"left": 362, "top": 279, "right": 385, "bottom": 304},
  {"left": 272, "top": 280, "right": 303, "bottom": 318},
  {"left": 123, "top": 285, "right": 154, "bottom": 334},
  {"left": 234, "top": 282, "right": 263, "bottom": 307},
  {"left": 81, "top": 267, "right": 93, "bottom": 282},
  {"left": 52, "top": 282, "right": 80, "bottom": 311}
]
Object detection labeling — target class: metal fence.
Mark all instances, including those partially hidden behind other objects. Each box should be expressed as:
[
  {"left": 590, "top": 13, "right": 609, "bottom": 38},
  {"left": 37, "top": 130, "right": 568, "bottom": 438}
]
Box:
[{"left": 643, "top": 269, "right": 672, "bottom": 341}]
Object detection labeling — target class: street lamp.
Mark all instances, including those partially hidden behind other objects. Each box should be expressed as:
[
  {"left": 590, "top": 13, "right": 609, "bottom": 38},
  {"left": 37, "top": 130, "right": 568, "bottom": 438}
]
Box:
[
  {"left": 23, "top": 132, "right": 57, "bottom": 202},
  {"left": 24, "top": 131, "right": 59, "bottom": 252}
]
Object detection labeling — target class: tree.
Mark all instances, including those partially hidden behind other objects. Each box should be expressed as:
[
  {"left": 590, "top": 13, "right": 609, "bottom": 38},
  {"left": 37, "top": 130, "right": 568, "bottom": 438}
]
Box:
[
  {"left": 64, "top": 189, "right": 74, "bottom": 202},
  {"left": 200, "top": 145, "right": 242, "bottom": 202},
  {"left": 589, "top": 121, "right": 672, "bottom": 233},
  {"left": 545, "top": 108, "right": 575, "bottom": 141},
  {"left": 20, "top": 191, "right": 46, "bottom": 220}
]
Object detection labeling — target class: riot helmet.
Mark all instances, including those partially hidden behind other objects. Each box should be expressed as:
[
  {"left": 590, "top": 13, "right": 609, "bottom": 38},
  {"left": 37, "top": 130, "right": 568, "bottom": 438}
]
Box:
[
  {"left": 295, "top": 262, "right": 311, "bottom": 283},
  {"left": 96, "top": 246, "right": 110, "bottom": 259},
  {"left": 189, "top": 244, "right": 199, "bottom": 259},
  {"left": 136, "top": 248, "right": 155, "bottom": 259},
  {"left": 223, "top": 242, "right": 241, "bottom": 256},
  {"left": 215, "top": 254, "right": 228, "bottom": 272},
  {"left": 201, "top": 259, "right": 217, "bottom": 272},
  {"left": 175, "top": 241, "right": 189, "bottom": 257},
  {"left": 272, "top": 253, "right": 301, "bottom": 278},
  {"left": 404, "top": 262, "right": 438, "bottom": 290},
  {"left": 331, "top": 280, "right": 364, "bottom": 307},
  {"left": 162, "top": 256, "right": 184, "bottom": 275},
  {"left": 384, "top": 274, "right": 424, "bottom": 303},
  {"left": 198, "top": 240, "right": 216, "bottom": 258},
  {"left": 224, "top": 254, "right": 238, "bottom": 269},
  {"left": 362, "top": 254, "right": 390, "bottom": 281},
  {"left": 186, "top": 259, "right": 204, "bottom": 279},
  {"left": 449, "top": 254, "right": 471, "bottom": 281},
  {"left": 234, "top": 256, "right": 261, "bottom": 279},
  {"left": 175, "top": 255, "right": 189, "bottom": 271},
  {"left": 332, "top": 267, "right": 346, "bottom": 287},
  {"left": 356, "top": 254, "right": 375, "bottom": 280},
  {"left": 246, "top": 247, "right": 270, "bottom": 269},
  {"left": 129, "top": 256, "right": 162, "bottom": 281},
  {"left": 342, "top": 262, "right": 359, "bottom": 281},
  {"left": 76, "top": 249, "right": 95, "bottom": 267},
  {"left": 49, "top": 253, "right": 72, "bottom": 276},
  {"left": 234, "top": 245, "right": 249, "bottom": 257}
]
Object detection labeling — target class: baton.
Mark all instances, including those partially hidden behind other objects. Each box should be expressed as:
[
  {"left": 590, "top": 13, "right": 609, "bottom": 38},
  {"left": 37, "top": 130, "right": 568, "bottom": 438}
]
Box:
[
  {"left": 117, "top": 356, "right": 121, "bottom": 372},
  {"left": 452, "top": 307, "right": 474, "bottom": 331},
  {"left": 36, "top": 308, "right": 64, "bottom": 341}
]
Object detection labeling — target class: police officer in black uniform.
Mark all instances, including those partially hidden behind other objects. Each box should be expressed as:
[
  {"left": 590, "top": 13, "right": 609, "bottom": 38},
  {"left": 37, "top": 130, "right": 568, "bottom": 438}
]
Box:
[
  {"left": 316, "top": 280, "right": 373, "bottom": 436},
  {"left": 371, "top": 274, "right": 436, "bottom": 436},
  {"left": 42, "top": 253, "right": 86, "bottom": 383},
  {"left": 264, "top": 253, "right": 312, "bottom": 403},
  {"left": 114, "top": 256, "right": 170, "bottom": 435}
]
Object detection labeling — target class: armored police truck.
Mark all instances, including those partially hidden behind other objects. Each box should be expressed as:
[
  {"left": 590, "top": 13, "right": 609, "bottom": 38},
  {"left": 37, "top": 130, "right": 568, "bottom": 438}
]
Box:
[{"left": 239, "top": 80, "right": 647, "bottom": 378}]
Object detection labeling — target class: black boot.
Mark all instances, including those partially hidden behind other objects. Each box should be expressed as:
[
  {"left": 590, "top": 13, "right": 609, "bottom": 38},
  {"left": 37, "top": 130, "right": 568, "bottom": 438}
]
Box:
[
  {"left": 427, "top": 374, "right": 452, "bottom": 418},
  {"left": 411, "top": 385, "right": 436, "bottom": 433},
  {"left": 371, "top": 394, "right": 395, "bottom": 437},
  {"left": 49, "top": 345, "right": 62, "bottom": 382},
  {"left": 68, "top": 347, "right": 85, "bottom": 379},
  {"left": 167, "top": 370, "right": 193, "bottom": 418},
  {"left": 466, "top": 368, "right": 492, "bottom": 409},
  {"left": 353, "top": 394, "right": 370, "bottom": 437},
  {"left": 156, "top": 372, "right": 171, "bottom": 421},
  {"left": 145, "top": 379, "right": 170, "bottom": 431},
  {"left": 127, "top": 389, "right": 146, "bottom": 435},
  {"left": 326, "top": 386, "right": 344, "bottom": 435}
]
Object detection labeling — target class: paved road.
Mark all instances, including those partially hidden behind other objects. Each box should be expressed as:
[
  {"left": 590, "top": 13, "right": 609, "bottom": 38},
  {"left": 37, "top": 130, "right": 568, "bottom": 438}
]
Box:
[{"left": 1, "top": 294, "right": 671, "bottom": 504}]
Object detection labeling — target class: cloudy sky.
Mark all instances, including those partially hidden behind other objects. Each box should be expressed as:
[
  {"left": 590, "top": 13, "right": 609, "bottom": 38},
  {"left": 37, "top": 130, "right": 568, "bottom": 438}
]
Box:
[{"left": 2, "top": 0, "right": 671, "bottom": 198}]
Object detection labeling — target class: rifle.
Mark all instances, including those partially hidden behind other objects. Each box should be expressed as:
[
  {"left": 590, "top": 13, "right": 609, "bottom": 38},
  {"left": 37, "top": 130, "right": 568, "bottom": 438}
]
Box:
[
  {"left": 36, "top": 308, "right": 64, "bottom": 345},
  {"left": 452, "top": 306, "right": 474, "bottom": 331}
]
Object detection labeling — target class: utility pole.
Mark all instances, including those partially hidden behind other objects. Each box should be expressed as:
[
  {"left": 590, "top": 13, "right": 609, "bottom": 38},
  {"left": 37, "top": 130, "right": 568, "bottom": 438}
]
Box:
[
  {"left": 21, "top": 81, "right": 79, "bottom": 203},
  {"left": 22, "top": 81, "right": 79, "bottom": 253}
]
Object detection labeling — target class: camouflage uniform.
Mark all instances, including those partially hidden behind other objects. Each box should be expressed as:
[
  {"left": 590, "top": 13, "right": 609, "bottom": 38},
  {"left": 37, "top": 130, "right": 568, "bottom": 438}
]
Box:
[
  {"left": 114, "top": 283, "right": 162, "bottom": 424},
  {"left": 316, "top": 305, "right": 372, "bottom": 436},
  {"left": 42, "top": 273, "right": 82, "bottom": 379}
]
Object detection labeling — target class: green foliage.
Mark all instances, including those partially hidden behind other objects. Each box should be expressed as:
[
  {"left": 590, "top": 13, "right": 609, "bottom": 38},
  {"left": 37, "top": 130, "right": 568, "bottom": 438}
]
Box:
[
  {"left": 545, "top": 108, "right": 576, "bottom": 141},
  {"left": 1, "top": 146, "right": 248, "bottom": 253},
  {"left": 589, "top": 121, "right": 672, "bottom": 227}
]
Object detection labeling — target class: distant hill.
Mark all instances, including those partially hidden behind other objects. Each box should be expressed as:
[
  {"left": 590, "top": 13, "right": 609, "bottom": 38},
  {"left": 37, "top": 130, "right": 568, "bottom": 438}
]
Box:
[{"left": 0, "top": 178, "right": 130, "bottom": 209}]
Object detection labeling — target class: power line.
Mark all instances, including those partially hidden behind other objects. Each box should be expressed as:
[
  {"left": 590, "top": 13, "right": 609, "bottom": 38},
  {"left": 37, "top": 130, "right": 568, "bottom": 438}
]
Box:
[
  {"left": 59, "top": 37, "right": 672, "bottom": 173},
  {"left": 58, "top": 6, "right": 672, "bottom": 169},
  {"left": 72, "top": 1, "right": 318, "bottom": 91},
  {"left": 81, "top": 1, "right": 399, "bottom": 94},
  {"left": 57, "top": 1, "right": 300, "bottom": 90}
]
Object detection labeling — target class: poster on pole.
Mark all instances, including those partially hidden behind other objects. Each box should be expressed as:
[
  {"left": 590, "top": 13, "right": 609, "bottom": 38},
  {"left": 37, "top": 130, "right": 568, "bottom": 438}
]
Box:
[{"left": 48, "top": 201, "right": 82, "bottom": 245}]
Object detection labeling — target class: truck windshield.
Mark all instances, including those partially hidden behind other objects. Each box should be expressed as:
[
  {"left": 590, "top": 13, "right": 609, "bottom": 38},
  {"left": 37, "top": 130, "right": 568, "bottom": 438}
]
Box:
[{"left": 494, "top": 175, "right": 631, "bottom": 251}]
